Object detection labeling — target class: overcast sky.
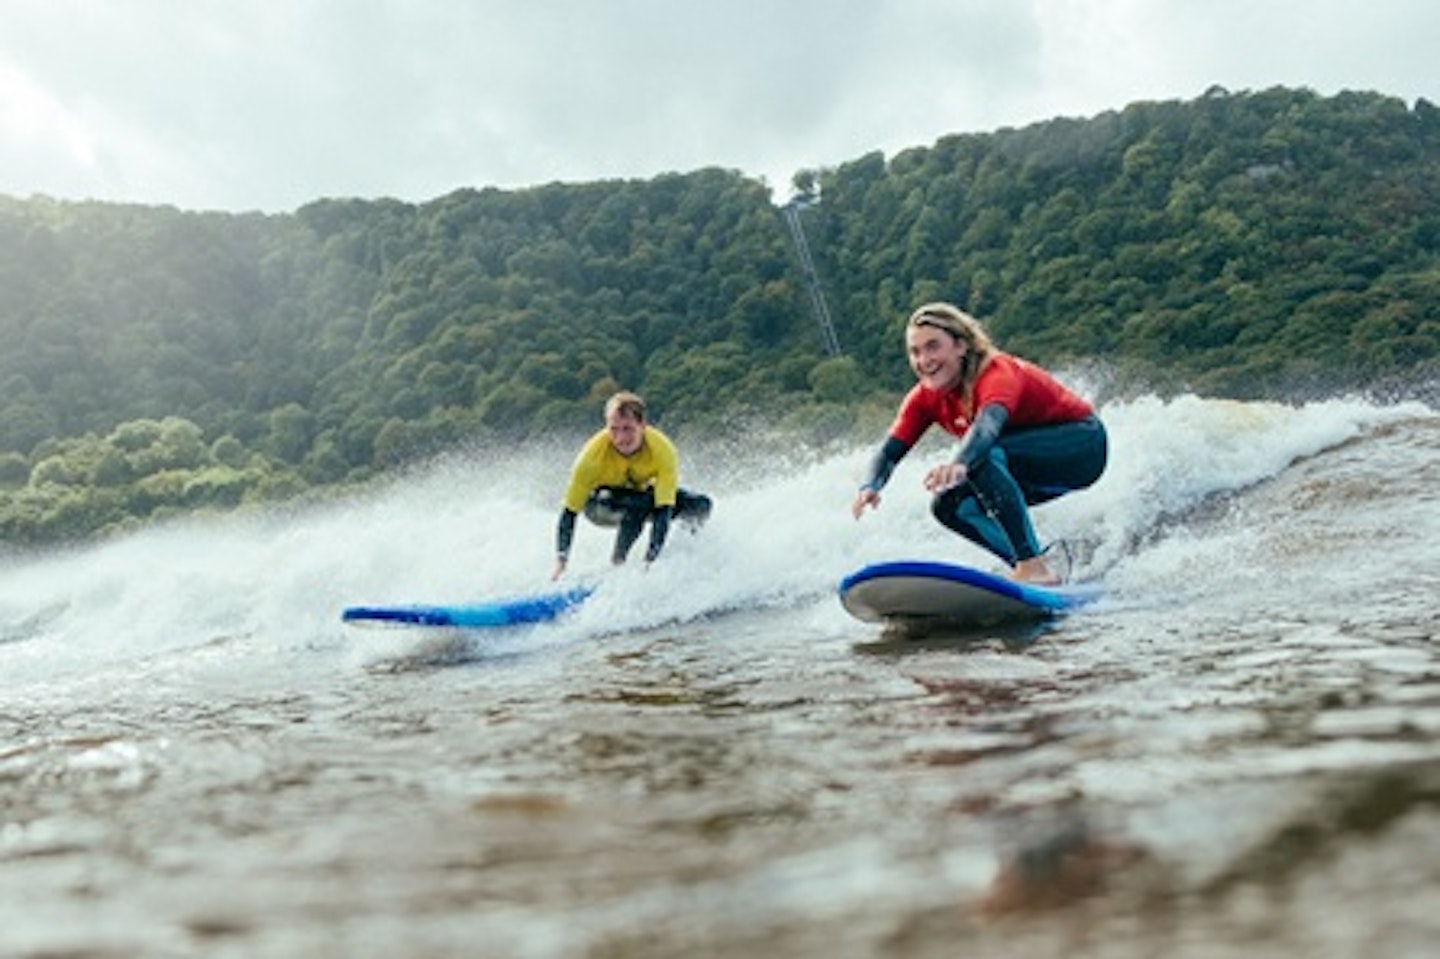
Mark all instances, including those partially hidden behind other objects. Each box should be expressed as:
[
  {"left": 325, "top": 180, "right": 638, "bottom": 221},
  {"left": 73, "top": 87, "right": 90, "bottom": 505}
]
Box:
[{"left": 1, "top": 0, "right": 1435, "bottom": 214}]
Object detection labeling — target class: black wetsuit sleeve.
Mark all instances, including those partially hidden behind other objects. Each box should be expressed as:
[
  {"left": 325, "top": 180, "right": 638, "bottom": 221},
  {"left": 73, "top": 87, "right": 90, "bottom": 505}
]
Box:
[
  {"left": 555, "top": 508, "right": 578, "bottom": 559},
  {"left": 953, "top": 403, "right": 1008, "bottom": 470},
  {"left": 860, "top": 436, "right": 911, "bottom": 491},
  {"left": 644, "top": 505, "right": 673, "bottom": 563}
]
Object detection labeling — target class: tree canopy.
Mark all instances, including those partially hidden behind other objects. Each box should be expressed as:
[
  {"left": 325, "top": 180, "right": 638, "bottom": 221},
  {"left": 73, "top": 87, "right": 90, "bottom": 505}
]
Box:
[{"left": 2, "top": 86, "right": 1437, "bottom": 546}]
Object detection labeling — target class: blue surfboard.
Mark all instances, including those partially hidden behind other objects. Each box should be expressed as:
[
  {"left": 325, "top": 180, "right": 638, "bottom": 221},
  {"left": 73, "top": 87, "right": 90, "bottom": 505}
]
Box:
[
  {"left": 839, "top": 560, "right": 1100, "bottom": 626},
  {"left": 342, "top": 585, "right": 594, "bottom": 629}
]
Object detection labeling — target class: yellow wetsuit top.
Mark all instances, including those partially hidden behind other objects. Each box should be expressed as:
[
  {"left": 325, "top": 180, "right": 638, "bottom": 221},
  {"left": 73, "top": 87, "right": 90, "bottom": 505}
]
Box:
[{"left": 561, "top": 425, "right": 679, "bottom": 513}]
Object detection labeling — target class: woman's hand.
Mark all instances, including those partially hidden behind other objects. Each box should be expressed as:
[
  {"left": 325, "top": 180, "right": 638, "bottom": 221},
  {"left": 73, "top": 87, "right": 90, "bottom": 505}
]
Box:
[
  {"left": 923, "top": 462, "right": 967, "bottom": 493},
  {"left": 851, "top": 487, "right": 881, "bottom": 519}
]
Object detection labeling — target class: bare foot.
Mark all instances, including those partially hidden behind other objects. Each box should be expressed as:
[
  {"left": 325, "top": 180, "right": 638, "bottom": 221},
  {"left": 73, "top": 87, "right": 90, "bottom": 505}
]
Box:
[{"left": 1013, "top": 557, "right": 1061, "bottom": 586}]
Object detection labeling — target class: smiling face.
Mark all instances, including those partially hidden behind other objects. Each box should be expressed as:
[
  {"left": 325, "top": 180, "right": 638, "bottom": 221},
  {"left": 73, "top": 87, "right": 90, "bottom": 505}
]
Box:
[
  {"left": 606, "top": 409, "right": 645, "bottom": 456},
  {"left": 906, "top": 322, "right": 967, "bottom": 391}
]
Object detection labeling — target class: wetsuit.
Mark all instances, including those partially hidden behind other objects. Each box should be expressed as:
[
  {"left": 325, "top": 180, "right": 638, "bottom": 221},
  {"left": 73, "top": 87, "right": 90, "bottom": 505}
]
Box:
[
  {"left": 861, "top": 353, "right": 1107, "bottom": 564},
  {"left": 555, "top": 425, "right": 712, "bottom": 565}
]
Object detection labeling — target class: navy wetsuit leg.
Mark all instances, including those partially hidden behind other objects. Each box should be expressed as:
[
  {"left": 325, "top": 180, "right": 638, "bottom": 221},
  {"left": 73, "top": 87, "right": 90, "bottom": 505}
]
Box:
[
  {"left": 584, "top": 487, "right": 655, "bottom": 563},
  {"left": 931, "top": 415, "right": 1108, "bottom": 565},
  {"left": 612, "top": 508, "right": 648, "bottom": 563},
  {"left": 998, "top": 414, "right": 1108, "bottom": 505},
  {"left": 585, "top": 487, "right": 713, "bottom": 562},
  {"left": 673, "top": 489, "right": 712, "bottom": 528},
  {"left": 932, "top": 447, "right": 1037, "bottom": 563},
  {"left": 931, "top": 486, "right": 1018, "bottom": 564},
  {"left": 582, "top": 489, "right": 614, "bottom": 527}
]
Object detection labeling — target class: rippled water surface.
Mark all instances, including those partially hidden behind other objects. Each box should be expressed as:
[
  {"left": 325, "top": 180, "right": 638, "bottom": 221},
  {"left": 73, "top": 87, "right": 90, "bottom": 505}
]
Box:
[{"left": 2, "top": 395, "right": 1438, "bottom": 958}]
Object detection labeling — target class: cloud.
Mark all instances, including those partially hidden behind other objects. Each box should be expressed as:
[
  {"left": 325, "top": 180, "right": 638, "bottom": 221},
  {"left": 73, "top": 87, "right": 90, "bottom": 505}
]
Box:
[
  {"left": 0, "top": 0, "right": 1434, "bottom": 212},
  {"left": 0, "top": 57, "right": 97, "bottom": 163}
]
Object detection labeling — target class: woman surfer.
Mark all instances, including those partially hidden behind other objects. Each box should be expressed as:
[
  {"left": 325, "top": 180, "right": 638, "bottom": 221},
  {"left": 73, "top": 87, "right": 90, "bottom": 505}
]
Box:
[{"left": 851, "top": 302, "right": 1107, "bottom": 585}]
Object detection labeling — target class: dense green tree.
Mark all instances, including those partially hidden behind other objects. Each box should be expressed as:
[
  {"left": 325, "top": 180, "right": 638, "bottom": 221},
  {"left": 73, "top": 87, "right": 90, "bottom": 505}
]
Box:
[
  {"left": 2, "top": 87, "right": 1438, "bottom": 547},
  {"left": 0, "top": 452, "right": 28, "bottom": 488}
]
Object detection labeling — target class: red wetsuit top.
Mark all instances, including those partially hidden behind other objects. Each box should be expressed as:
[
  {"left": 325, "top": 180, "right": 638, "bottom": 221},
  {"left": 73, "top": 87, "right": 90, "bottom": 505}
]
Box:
[{"left": 888, "top": 353, "right": 1093, "bottom": 446}]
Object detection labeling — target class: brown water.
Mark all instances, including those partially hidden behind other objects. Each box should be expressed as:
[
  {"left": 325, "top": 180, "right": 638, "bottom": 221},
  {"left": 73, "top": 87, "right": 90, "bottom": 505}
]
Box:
[{"left": 2, "top": 397, "right": 1438, "bottom": 958}]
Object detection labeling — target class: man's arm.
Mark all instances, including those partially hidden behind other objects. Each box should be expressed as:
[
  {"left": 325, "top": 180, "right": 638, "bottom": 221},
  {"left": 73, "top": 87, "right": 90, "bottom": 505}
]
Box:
[{"left": 552, "top": 508, "right": 578, "bottom": 579}]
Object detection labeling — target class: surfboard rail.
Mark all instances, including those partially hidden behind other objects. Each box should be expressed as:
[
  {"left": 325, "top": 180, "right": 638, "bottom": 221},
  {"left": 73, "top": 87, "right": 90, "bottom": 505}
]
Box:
[
  {"left": 839, "top": 559, "right": 1100, "bottom": 625},
  {"left": 342, "top": 585, "right": 595, "bottom": 628}
]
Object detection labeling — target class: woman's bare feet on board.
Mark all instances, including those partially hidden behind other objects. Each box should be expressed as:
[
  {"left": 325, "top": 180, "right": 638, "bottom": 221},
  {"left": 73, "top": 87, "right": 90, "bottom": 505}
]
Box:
[{"left": 1012, "top": 556, "right": 1062, "bottom": 586}]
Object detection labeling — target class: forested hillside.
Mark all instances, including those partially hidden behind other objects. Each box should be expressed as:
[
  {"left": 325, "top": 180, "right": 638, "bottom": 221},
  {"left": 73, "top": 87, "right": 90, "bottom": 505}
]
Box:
[
  {"left": 2, "top": 85, "right": 1437, "bottom": 545},
  {"left": 804, "top": 85, "right": 1440, "bottom": 399}
]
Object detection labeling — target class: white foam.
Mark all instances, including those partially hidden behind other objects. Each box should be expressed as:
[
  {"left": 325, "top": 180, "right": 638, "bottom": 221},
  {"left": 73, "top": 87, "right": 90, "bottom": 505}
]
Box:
[{"left": 0, "top": 394, "right": 1427, "bottom": 689}]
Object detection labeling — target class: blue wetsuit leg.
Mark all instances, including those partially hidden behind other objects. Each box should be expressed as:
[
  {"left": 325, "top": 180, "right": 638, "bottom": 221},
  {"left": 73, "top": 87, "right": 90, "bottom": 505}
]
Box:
[
  {"left": 999, "top": 414, "right": 1108, "bottom": 505},
  {"left": 932, "top": 415, "right": 1107, "bottom": 564}
]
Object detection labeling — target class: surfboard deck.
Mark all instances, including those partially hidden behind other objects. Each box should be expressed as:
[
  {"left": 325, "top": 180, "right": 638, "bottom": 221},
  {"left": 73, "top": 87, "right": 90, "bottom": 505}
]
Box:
[
  {"left": 839, "top": 560, "right": 1100, "bottom": 626},
  {"left": 342, "top": 585, "right": 594, "bottom": 628}
]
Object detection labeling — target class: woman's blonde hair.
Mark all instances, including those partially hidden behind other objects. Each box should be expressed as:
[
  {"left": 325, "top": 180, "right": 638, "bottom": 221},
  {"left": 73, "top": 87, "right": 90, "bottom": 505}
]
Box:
[{"left": 907, "top": 302, "right": 994, "bottom": 396}]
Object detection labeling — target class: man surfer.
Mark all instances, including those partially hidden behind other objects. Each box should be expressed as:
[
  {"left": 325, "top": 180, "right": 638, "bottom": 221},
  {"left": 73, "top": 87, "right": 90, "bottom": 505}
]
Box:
[{"left": 552, "top": 391, "right": 711, "bottom": 579}]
